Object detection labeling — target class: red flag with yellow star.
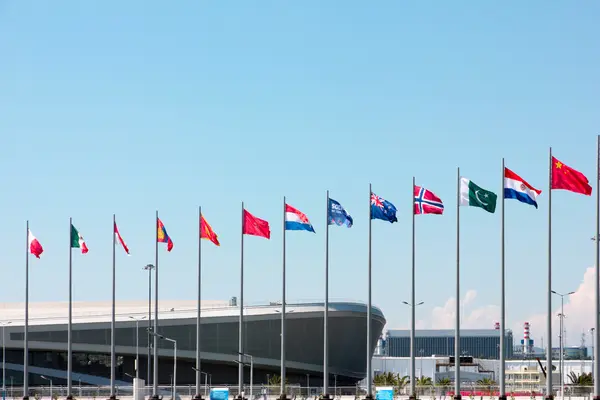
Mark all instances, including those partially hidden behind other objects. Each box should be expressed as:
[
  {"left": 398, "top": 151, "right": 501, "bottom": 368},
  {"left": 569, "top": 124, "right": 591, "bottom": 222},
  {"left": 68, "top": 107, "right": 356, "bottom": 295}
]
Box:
[{"left": 551, "top": 156, "right": 592, "bottom": 195}]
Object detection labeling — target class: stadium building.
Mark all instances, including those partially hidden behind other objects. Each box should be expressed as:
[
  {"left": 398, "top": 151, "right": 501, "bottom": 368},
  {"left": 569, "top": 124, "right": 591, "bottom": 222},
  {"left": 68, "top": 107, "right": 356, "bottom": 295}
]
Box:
[
  {"left": 382, "top": 329, "right": 514, "bottom": 359},
  {"left": 0, "top": 299, "right": 385, "bottom": 389}
]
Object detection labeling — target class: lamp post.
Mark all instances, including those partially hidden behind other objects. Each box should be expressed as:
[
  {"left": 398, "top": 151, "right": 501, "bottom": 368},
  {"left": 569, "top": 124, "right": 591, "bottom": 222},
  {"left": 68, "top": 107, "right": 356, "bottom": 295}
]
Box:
[
  {"left": 552, "top": 290, "right": 574, "bottom": 400},
  {"left": 236, "top": 353, "right": 253, "bottom": 399},
  {"left": 143, "top": 264, "right": 155, "bottom": 387},
  {"left": 402, "top": 301, "right": 424, "bottom": 399},
  {"left": 192, "top": 368, "right": 210, "bottom": 398},
  {"left": 591, "top": 328, "right": 596, "bottom": 377},
  {"left": 129, "top": 316, "right": 147, "bottom": 380},
  {"left": 40, "top": 375, "right": 52, "bottom": 400},
  {"left": 149, "top": 331, "right": 176, "bottom": 400},
  {"left": 1, "top": 322, "right": 12, "bottom": 394}
]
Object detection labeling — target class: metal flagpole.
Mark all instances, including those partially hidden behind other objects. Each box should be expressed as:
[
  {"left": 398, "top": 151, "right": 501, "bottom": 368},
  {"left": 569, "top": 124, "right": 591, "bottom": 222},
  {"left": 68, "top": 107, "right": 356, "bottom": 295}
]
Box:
[
  {"left": 594, "top": 135, "right": 600, "bottom": 400},
  {"left": 68, "top": 217, "right": 73, "bottom": 400},
  {"left": 281, "top": 196, "right": 288, "bottom": 399},
  {"left": 546, "top": 149, "right": 553, "bottom": 400},
  {"left": 324, "top": 191, "right": 330, "bottom": 399},
  {"left": 23, "top": 221, "right": 29, "bottom": 400},
  {"left": 454, "top": 168, "right": 461, "bottom": 400},
  {"left": 410, "top": 177, "right": 416, "bottom": 400},
  {"left": 500, "top": 160, "right": 506, "bottom": 400},
  {"left": 196, "top": 206, "right": 203, "bottom": 400},
  {"left": 152, "top": 211, "right": 159, "bottom": 400},
  {"left": 366, "top": 184, "right": 373, "bottom": 400},
  {"left": 238, "top": 202, "right": 245, "bottom": 399},
  {"left": 110, "top": 214, "right": 117, "bottom": 399}
]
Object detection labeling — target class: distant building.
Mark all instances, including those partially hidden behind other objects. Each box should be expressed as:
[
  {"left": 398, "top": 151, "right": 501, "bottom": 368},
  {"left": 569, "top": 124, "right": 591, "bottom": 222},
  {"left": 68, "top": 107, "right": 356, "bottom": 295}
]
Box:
[{"left": 382, "top": 329, "right": 514, "bottom": 359}]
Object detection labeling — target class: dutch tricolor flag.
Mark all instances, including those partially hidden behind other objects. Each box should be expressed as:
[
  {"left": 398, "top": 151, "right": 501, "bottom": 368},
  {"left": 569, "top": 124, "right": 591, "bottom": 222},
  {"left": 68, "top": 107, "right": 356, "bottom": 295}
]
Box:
[{"left": 285, "top": 204, "right": 315, "bottom": 233}]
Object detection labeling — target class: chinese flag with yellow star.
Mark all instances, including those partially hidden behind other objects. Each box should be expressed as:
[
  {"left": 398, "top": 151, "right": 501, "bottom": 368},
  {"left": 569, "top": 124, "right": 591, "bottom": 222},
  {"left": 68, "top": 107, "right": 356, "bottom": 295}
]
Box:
[{"left": 551, "top": 156, "right": 592, "bottom": 195}]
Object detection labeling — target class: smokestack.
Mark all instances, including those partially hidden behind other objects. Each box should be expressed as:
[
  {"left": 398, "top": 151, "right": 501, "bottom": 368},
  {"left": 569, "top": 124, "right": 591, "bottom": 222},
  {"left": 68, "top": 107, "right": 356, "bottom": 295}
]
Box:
[{"left": 524, "top": 322, "right": 530, "bottom": 354}]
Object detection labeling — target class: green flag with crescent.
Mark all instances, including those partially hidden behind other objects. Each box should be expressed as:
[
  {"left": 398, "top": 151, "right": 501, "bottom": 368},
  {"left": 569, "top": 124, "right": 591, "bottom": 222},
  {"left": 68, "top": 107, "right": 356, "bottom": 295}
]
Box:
[{"left": 459, "top": 177, "right": 497, "bottom": 213}]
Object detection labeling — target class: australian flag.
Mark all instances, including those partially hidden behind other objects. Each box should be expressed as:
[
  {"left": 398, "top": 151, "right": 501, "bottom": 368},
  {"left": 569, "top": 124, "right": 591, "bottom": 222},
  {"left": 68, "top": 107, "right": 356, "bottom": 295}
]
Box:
[
  {"left": 328, "top": 198, "right": 353, "bottom": 227},
  {"left": 370, "top": 193, "right": 398, "bottom": 223}
]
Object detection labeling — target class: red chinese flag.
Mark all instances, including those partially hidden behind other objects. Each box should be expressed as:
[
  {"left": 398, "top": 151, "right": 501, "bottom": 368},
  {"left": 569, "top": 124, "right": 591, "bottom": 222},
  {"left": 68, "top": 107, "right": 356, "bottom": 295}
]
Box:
[
  {"left": 551, "top": 156, "right": 592, "bottom": 195},
  {"left": 243, "top": 209, "right": 270, "bottom": 239}
]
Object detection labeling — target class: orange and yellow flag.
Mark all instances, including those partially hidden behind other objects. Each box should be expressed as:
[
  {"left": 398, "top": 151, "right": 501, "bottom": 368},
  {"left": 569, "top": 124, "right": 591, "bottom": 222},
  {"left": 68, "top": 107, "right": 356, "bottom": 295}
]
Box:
[{"left": 201, "top": 214, "right": 220, "bottom": 246}]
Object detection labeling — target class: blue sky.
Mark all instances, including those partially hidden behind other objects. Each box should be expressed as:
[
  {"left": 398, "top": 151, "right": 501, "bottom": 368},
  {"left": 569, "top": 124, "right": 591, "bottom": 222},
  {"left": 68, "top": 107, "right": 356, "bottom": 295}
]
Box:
[{"left": 0, "top": 1, "right": 598, "bottom": 346}]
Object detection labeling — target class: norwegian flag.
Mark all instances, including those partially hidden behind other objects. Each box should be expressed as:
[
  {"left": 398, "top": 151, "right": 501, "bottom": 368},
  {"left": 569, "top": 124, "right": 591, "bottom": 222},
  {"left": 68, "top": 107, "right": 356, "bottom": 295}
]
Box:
[{"left": 414, "top": 185, "right": 444, "bottom": 215}]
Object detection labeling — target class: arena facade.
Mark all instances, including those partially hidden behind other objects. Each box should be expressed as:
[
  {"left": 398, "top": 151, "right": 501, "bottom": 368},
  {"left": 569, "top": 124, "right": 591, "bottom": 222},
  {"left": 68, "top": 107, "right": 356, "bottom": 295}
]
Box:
[{"left": 0, "top": 300, "right": 386, "bottom": 388}]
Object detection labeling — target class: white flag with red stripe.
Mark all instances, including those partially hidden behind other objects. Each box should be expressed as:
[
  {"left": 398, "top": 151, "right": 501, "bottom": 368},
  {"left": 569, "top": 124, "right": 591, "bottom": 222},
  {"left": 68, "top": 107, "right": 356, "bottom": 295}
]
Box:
[{"left": 114, "top": 222, "right": 130, "bottom": 254}]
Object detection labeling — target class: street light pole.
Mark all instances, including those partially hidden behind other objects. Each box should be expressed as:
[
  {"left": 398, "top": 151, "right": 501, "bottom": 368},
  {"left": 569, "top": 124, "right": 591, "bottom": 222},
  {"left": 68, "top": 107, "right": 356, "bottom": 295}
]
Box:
[
  {"left": 551, "top": 290, "right": 574, "bottom": 400},
  {"left": 402, "top": 301, "right": 424, "bottom": 398},
  {"left": 238, "top": 353, "right": 254, "bottom": 399},
  {"left": 592, "top": 328, "right": 596, "bottom": 378},
  {"left": 40, "top": 376, "right": 52, "bottom": 400},
  {"left": 1, "top": 322, "right": 12, "bottom": 394},
  {"left": 129, "top": 316, "right": 146, "bottom": 380},
  {"left": 149, "top": 331, "right": 176, "bottom": 400},
  {"left": 144, "top": 264, "right": 155, "bottom": 387}
]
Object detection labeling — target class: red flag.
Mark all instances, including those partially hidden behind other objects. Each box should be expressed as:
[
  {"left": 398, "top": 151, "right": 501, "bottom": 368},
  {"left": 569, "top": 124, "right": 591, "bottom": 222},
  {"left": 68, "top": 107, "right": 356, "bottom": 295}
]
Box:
[
  {"left": 28, "top": 229, "right": 43, "bottom": 258},
  {"left": 551, "top": 156, "right": 592, "bottom": 195},
  {"left": 414, "top": 185, "right": 444, "bottom": 215},
  {"left": 243, "top": 209, "right": 270, "bottom": 239},
  {"left": 114, "top": 222, "right": 130, "bottom": 254}
]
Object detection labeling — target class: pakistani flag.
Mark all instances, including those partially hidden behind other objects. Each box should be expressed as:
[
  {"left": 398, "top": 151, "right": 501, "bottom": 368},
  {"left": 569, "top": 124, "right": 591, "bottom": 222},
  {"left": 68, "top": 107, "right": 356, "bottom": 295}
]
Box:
[
  {"left": 459, "top": 177, "right": 497, "bottom": 213},
  {"left": 71, "top": 224, "right": 89, "bottom": 254}
]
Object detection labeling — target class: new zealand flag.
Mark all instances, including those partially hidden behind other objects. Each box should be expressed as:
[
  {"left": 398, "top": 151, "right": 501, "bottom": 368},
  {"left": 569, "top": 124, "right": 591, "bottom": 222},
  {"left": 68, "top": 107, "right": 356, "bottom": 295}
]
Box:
[{"left": 370, "top": 193, "right": 398, "bottom": 223}]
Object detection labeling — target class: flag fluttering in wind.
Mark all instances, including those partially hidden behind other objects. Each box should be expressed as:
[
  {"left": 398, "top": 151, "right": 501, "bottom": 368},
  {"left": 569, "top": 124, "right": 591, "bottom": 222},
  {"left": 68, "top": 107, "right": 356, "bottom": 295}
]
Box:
[
  {"left": 285, "top": 204, "right": 315, "bottom": 232},
  {"left": 370, "top": 192, "right": 397, "bottom": 223},
  {"left": 459, "top": 177, "right": 497, "bottom": 213},
  {"left": 328, "top": 198, "right": 353, "bottom": 227},
  {"left": 551, "top": 156, "right": 592, "bottom": 195},
  {"left": 28, "top": 230, "right": 43, "bottom": 258},
  {"left": 243, "top": 209, "right": 270, "bottom": 239},
  {"left": 70, "top": 224, "right": 89, "bottom": 254},
  {"left": 157, "top": 218, "right": 174, "bottom": 251},
  {"left": 114, "top": 222, "right": 130, "bottom": 254},
  {"left": 201, "top": 214, "right": 220, "bottom": 246},
  {"left": 414, "top": 186, "right": 444, "bottom": 215},
  {"left": 504, "top": 167, "right": 541, "bottom": 208}
]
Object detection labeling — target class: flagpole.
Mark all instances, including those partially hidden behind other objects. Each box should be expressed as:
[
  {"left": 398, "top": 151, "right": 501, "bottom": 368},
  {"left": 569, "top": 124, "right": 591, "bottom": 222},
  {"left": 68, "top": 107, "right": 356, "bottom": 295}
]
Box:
[
  {"left": 410, "top": 177, "right": 416, "bottom": 400},
  {"left": 454, "top": 168, "right": 461, "bottom": 400},
  {"left": 324, "top": 190, "right": 330, "bottom": 399},
  {"left": 110, "top": 214, "right": 116, "bottom": 399},
  {"left": 366, "top": 183, "right": 373, "bottom": 400},
  {"left": 546, "top": 149, "right": 553, "bottom": 400},
  {"left": 68, "top": 217, "right": 73, "bottom": 399},
  {"left": 152, "top": 211, "right": 159, "bottom": 400},
  {"left": 281, "top": 196, "right": 287, "bottom": 399},
  {"left": 595, "top": 135, "right": 600, "bottom": 400},
  {"left": 196, "top": 206, "right": 203, "bottom": 400},
  {"left": 500, "top": 160, "right": 506, "bottom": 400},
  {"left": 238, "top": 202, "right": 245, "bottom": 399},
  {"left": 23, "top": 220, "right": 29, "bottom": 400}
]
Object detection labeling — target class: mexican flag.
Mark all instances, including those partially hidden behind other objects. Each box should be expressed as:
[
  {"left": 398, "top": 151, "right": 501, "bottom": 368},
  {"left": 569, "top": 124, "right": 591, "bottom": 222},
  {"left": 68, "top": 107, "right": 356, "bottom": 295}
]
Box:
[
  {"left": 71, "top": 224, "right": 89, "bottom": 254},
  {"left": 459, "top": 177, "right": 497, "bottom": 213}
]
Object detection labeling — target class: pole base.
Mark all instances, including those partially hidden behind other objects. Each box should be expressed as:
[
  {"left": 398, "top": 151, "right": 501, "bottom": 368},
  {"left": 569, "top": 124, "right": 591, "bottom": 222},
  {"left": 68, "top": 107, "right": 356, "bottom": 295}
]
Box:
[
  {"left": 150, "top": 396, "right": 160, "bottom": 400},
  {"left": 409, "top": 395, "right": 418, "bottom": 400},
  {"left": 108, "top": 396, "right": 118, "bottom": 400},
  {"left": 66, "top": 396, "right": 74, "bottom": 400},
  {"left": 278, "top": 394, "right": 289, "bottom": 400},
  {"left": 193, "top": 395, "right": 204, "bottom": 400},
  {"left": 320, "top": 395, "right": 331, "bottom": 400},
  {"left": 592, "top": 397, "right": 600, "bottom": 400},
  {"left": 453, "top": 395, "right": 462, "bottom": 400},
  {"left": 499, "top": 396, "right": 507, "bottom": 400},
  {"left": 235, "top": 396, "right": 246, "bottom": 400},
  {"left": 22, "top": 397, "right": 29, "bottom": 400},
  {"left": 544, "top": 396, "right": 554, "bottom": 400},
  {"left": 364, "top": 395, "right": 374, "bottom": 400}
]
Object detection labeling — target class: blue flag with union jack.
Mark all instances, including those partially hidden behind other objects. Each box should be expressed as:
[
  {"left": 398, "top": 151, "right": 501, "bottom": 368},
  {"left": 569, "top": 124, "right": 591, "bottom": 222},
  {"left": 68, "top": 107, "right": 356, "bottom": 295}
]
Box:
[{"left": 370, "top": 192, "right": 398, "bottom": 223}]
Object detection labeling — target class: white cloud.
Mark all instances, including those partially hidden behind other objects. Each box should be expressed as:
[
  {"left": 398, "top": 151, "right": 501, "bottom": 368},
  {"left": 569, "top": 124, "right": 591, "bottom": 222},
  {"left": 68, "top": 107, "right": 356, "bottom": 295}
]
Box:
[
  {"left": 416, "top": 267, "right": 595, "bottom": 347},
  {"left": 519, "top": 266, "right": 596, "bottom": 347}
]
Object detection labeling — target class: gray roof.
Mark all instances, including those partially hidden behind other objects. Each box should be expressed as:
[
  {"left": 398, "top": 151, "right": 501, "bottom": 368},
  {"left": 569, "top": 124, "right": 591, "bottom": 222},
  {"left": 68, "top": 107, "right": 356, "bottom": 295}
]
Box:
[{"left": 387, "top": 329, "right": 509, "bottom": 338}]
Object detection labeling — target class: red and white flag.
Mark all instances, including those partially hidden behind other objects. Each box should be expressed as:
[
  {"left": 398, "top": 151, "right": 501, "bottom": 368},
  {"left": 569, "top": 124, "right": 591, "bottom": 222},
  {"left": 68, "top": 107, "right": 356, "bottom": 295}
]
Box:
[
  {"left": 114, "top": 222, "right": 130, "bottom": 254},
  {"left": 28, "top": 229, "right": 44, "bottom": 258}
]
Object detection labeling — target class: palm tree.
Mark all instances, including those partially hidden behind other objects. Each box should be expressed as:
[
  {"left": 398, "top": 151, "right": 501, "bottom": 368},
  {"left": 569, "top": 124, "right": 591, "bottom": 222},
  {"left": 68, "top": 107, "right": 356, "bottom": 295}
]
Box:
[
  {"left": 373, "top": 372, "right": 398, "bottom": 387},
  {"left": 416, "top": 376, "right": 433, "bottom": 386},
  {"left": 436, "top": 377, "right": 452, "bottom": 387},
  {"left": 268, "top": 374, "right": 289, "bottom": 386},
  {"left": 476, "top": 378, "right": 497, "bottom": 396},
  {"left": 396, "top": 375, "right": 410, "bottom": 389},
  {"left": 568, "top": 372, "right": 593, "bottom": 386}
]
